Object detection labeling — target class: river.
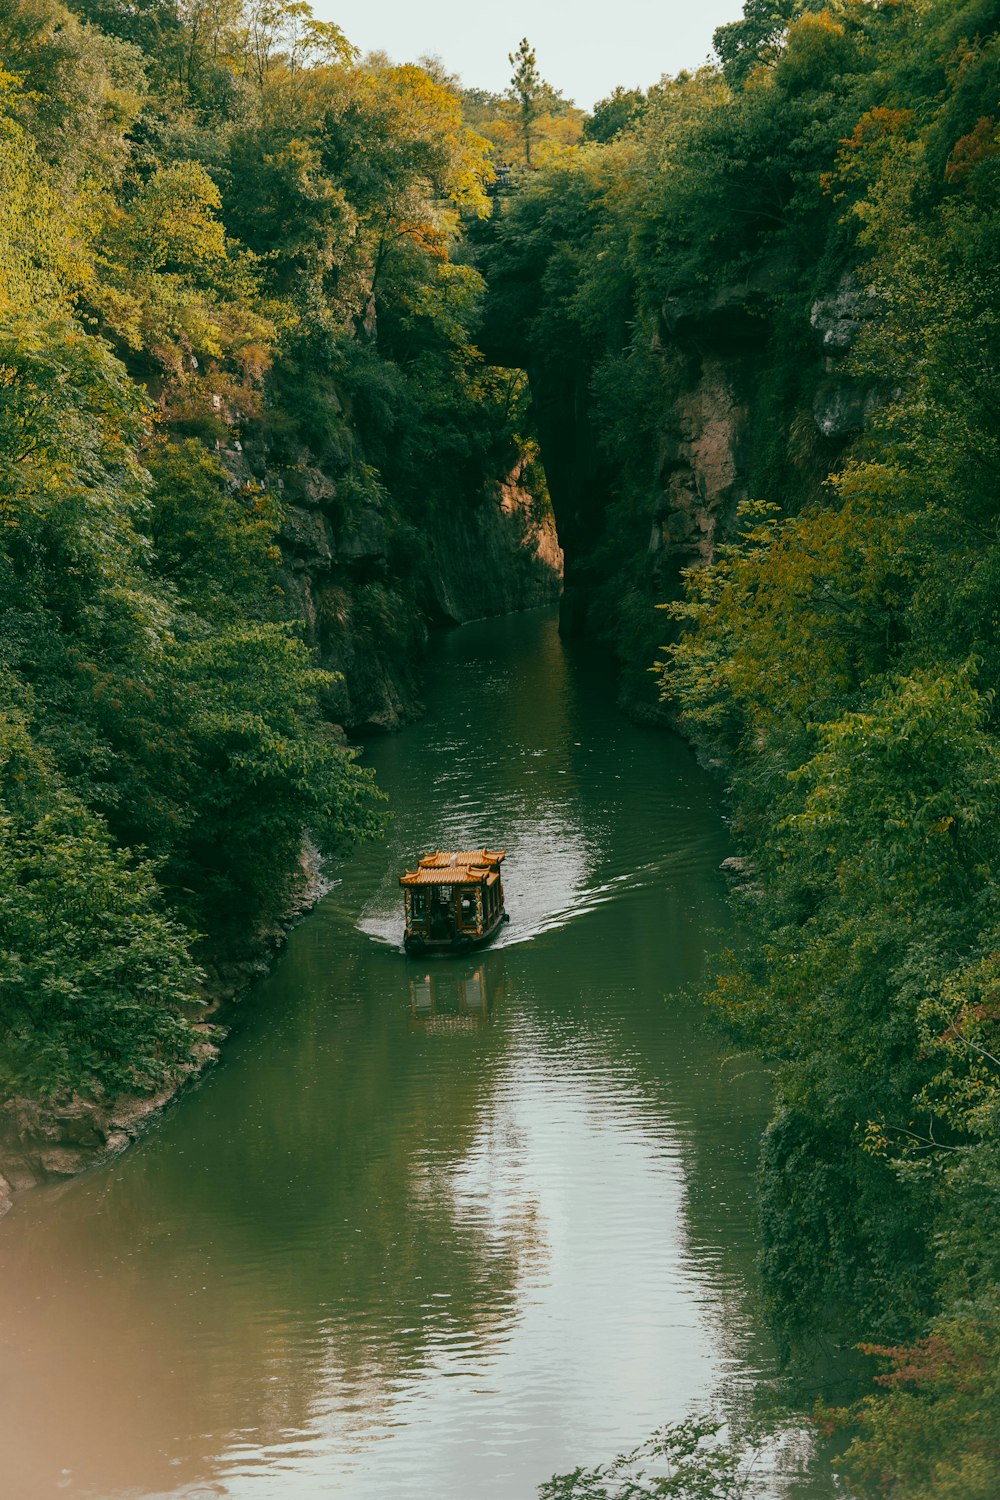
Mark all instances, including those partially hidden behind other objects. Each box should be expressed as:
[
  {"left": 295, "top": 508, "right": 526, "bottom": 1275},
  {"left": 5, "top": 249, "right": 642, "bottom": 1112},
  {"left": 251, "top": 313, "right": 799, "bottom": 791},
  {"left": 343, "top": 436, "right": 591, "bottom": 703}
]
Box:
[{"left": 0, "top": 608, "right": 837, "bottom": 1500}]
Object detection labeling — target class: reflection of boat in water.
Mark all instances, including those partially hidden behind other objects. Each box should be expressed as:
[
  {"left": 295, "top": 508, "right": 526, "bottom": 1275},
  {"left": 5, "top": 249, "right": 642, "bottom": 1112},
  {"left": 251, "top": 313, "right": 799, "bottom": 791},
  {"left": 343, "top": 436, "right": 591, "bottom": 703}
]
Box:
[
  {"left": 409, "top": 959, "right": 507, "bottom": 1033},
  {"left": 400, "top": 850, "right": 509, "bottom": 955}
]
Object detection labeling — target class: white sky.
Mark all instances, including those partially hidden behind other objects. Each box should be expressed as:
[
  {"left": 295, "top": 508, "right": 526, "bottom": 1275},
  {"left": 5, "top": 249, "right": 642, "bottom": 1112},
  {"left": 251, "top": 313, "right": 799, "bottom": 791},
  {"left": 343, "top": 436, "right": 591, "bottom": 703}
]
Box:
[{"left": 313, "top": 1, "right": 749, "bottom": 111}]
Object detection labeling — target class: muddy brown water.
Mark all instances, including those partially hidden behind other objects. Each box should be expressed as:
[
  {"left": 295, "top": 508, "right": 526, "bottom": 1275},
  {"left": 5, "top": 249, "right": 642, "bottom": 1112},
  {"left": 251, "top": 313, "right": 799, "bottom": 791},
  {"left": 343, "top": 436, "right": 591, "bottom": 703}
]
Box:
[{"left": 0, "top": 609, "right": 839, "bottom": 1499}]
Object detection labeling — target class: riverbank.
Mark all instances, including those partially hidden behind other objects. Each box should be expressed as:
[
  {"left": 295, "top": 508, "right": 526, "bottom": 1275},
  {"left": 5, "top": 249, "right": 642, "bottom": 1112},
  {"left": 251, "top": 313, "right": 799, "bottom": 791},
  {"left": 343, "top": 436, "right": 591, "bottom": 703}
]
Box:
[{"left": 0, "top": 843, "right": 334, "bottom": 1213}]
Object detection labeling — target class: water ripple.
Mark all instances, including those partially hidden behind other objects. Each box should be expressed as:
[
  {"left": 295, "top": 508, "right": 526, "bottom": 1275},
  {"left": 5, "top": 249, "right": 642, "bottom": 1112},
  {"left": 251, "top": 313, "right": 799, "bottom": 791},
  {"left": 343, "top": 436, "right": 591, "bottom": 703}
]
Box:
[{"left": 0, "top": 611, "right": 834, "bottom": 1500}]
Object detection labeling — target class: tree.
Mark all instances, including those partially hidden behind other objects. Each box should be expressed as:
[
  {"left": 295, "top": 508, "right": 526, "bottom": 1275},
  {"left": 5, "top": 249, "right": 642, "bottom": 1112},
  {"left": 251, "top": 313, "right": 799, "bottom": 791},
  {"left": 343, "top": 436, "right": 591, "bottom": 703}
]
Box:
[
  {"left": 0, "top": 691, "right": 204, "bottom": 1101},
  {"left": 242, "top": 0, "right": 354, "bottom": 85},
  {"left": 92, "top": 159, "right": 276, "bottom": 425},
  {"left": 539, "top": 1419, "right": 761, "bottom": 1500},
  {"left": 713, "top": 0, "right": 830, "bottom": 88},
  {"left": 584, "top": 85, "right": 647, "bottom": 143},
  {"left": 508, "top": 37, "right": 542, "bottom": 168}
]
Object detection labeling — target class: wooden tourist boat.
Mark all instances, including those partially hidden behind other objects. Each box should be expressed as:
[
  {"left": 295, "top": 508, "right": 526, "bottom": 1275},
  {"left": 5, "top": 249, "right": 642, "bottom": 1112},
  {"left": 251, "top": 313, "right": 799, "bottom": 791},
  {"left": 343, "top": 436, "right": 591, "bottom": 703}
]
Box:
[{"left": 400, "top": 849, "right": 509, "bottom": 955}]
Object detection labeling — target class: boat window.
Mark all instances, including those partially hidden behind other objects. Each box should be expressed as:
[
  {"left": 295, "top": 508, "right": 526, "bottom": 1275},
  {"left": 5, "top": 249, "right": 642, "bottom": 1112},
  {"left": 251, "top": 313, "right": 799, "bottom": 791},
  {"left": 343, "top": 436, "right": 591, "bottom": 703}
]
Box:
[
  {"left": 411, "top": 890, "right": 426, "bottom": 918},
  {"left": 460, "top": 891, "right": 476, "bottom": 922}
]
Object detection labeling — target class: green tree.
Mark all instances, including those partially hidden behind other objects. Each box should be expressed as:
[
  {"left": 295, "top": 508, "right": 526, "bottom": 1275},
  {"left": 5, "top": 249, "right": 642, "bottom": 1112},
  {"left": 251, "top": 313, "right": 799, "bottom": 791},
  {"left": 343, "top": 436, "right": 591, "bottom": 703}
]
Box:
[
  {"left": 0, "top": 689, "right": 204, "bottom": 1100},
  {"left": 508, "top": 37, "right": 542, "bottom": 168},
  {"left": 584, "top": 85, "right": 647, "bottom": 143},
  {"left": 241, "top": 0, "right": 354, "bottom": 84},
  {"left": 713, "top": 0, "right": 808, "bottom": 88}
]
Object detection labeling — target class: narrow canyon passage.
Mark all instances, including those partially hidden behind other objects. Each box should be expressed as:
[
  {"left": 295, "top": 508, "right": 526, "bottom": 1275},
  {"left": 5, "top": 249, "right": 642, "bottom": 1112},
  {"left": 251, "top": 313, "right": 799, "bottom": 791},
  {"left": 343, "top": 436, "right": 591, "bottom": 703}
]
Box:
[{"left": 0, "top": 610, "right": 835, "bottom": 1500}]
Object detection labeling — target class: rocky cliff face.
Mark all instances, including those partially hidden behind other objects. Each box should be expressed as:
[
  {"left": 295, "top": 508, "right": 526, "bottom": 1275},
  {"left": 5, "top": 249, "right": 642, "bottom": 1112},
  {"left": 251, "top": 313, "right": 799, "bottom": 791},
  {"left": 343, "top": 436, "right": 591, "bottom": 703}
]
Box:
[
  {"left": 273, "top": 450, "right": 562, "bottom": 732},
  {"left": 519, "top": 268, "right": 870, "bottom": 721},
  {"left": 649, "top": 348, "right": 750, "bottom": 584},
  {"left": 423, "top": 454, "right": 564, "bottom": 625},
  {"left": 204, "top": 426, "right": 565, "bottom": 735},
  {"left": 0, "top": 1068, "right": 208, "bottom": 1209}
]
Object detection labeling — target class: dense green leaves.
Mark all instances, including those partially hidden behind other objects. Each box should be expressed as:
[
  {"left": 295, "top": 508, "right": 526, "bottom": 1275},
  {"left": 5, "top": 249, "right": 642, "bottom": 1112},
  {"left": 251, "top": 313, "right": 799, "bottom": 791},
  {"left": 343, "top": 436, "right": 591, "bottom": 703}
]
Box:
[
  {"left": 0, "top": 0, "right": 549, "bottom": 1104},
  {"left": 0, "top": 691, "right": 203, "bottom": 1099}
]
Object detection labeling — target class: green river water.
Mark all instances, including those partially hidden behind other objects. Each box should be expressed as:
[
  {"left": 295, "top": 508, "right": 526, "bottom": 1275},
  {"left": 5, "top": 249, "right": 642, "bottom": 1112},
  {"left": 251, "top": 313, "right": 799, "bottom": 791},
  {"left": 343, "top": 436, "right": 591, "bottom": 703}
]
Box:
[{"left": 0, "top": 608, "right": 839, "bottom": 1500}]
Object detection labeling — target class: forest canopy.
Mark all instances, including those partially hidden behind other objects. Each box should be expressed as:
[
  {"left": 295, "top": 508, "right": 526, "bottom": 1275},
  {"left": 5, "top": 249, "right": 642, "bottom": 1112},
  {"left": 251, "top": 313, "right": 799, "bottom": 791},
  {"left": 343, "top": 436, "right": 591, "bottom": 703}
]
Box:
[{"left": 0, "top": 0, "right": 544, "bottom": 1103}]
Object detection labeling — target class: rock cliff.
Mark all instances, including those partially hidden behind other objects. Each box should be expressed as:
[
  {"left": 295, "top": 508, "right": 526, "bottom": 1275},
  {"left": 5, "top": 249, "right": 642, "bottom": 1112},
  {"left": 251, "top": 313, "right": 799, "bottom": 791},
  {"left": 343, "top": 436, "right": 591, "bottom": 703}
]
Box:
[
  {"left": 511, "top": 267, "right": 871, "bottom": 721},
  {"left": 269, "top": 449, "right": 562, "bottom": 732},
  {"left": 194, "top": 412, "right": 565, "bottom": 736}
]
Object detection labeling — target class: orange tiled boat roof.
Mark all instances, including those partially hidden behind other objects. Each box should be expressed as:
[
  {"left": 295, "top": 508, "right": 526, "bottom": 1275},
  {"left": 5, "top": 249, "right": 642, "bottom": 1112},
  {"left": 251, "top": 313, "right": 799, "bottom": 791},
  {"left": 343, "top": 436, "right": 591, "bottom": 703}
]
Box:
[{"left": 399, "top": 849, "right": 506, "bottom": 886}]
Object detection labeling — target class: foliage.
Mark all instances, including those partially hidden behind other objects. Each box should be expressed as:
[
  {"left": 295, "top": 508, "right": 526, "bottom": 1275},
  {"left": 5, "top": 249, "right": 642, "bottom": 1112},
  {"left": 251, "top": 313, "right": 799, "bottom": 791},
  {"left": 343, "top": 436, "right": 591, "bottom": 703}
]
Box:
[
  {"left": 840, "top": 1299, "right": 1000, "bottom": 1499},
  {"left": 87, "top": 165, "right": 277, "bottom": 443},
  {"left": 148, "top": 623, "right": 385, "bottom": 928},
  {"left": 461, "top": 48, "right": 583, "bottom": 172},
  {"left": 538, "top": 1419, "right": 761, "bottom": 1500},
  {"left": 0, "top": 688, "right": 203, "bottom": 1100},
  {"left": 0, "top": 0, "right": 550, "bottom": 1106},
  {"left": 508, "top": 37, "right": 543, "bottom": 169},
  {"left": 713, "top": 1, "right": 833, "bottom": 90},
  {"left": 0, "top": 75, "right": 89, "bottom": 307},
  {"left": 584, "top": 87, "right": 647, "bottom": 144},
  {"left": 146, "top": 440, "right": 283, "bottom": 619}
]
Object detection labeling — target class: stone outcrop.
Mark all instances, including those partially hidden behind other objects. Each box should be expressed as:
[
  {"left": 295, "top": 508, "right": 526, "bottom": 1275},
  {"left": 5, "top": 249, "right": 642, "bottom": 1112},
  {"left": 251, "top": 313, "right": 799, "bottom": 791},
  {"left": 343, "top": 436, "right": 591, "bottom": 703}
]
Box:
[
  {"left": 0, "top": 1059, "right": 215, "bottom": 1206},
  {"left": 423, "top": 457, "right": 564, "bottom": 626},
  {"left": 810, "top": 273, "right": 878, "bottom": 438},
  {"left": 507, "top": 264, "right": 876, "bottom": 721},
  {"left": 650, "top": 350, "right": 750, "bottom": 580},
  {"left": 646, "top": 268, "right": 873, "bottom": 567},
  {"left": 271, "top": 449, "right": 562, "bottom": 732}
]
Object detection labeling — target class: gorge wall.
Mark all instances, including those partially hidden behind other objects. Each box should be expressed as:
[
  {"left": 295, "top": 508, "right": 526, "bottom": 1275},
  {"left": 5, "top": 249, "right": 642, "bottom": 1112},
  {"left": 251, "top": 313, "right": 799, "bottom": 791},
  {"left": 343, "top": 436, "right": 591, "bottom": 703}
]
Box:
[
  {"left": 268, "top": 447, "right": 563, "bottom": 734},
  {"left": 482, "top": 262, "right": 870, "bottom": 721}
]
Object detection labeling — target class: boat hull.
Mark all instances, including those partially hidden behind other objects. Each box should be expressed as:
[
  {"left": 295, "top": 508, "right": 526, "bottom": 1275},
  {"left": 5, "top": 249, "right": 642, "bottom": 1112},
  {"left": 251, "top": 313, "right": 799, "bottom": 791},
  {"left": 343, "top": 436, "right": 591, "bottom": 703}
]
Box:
[{"left": 404, "top": 911, "right": 509, "bottom": 957}]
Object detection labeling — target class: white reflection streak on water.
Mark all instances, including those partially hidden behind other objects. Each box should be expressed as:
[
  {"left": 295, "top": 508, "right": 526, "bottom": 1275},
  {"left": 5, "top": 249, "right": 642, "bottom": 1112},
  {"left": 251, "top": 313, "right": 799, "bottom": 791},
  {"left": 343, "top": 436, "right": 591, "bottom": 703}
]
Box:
[
  {"left": 356, "top": 814, "right": 597, "bottom": 950},
  {"left": 213, "top": 1038, "right": 731, "bottom": 1500}
]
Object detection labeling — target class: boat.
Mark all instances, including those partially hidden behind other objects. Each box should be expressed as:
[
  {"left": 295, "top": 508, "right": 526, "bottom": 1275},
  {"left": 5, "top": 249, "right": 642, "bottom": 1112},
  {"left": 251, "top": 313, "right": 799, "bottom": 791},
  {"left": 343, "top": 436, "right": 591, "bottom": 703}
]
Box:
[{"left": 399, "top": 849, "right": 509, "bottom": 955}]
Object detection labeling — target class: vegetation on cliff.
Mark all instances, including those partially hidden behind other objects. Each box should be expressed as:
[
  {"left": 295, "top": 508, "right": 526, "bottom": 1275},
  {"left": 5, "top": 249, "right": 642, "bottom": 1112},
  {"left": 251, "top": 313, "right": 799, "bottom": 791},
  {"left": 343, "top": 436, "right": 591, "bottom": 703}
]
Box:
[
  {"left": 0, "top": 0, "right": 556, "bottom": 1107},
  {"left": 480, "top": 2, "right": 1000, "bottom": 1493},
  {"left": 664, "top": 11, "right": 1000, "bottom": 1489}
]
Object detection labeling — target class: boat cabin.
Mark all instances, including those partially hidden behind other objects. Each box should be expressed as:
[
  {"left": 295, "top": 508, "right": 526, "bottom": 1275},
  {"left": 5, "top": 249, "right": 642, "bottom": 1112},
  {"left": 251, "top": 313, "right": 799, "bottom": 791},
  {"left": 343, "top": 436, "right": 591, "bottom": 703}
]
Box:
[{"left": 400, "top": 849, "right": 508, "bottom": 955}]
